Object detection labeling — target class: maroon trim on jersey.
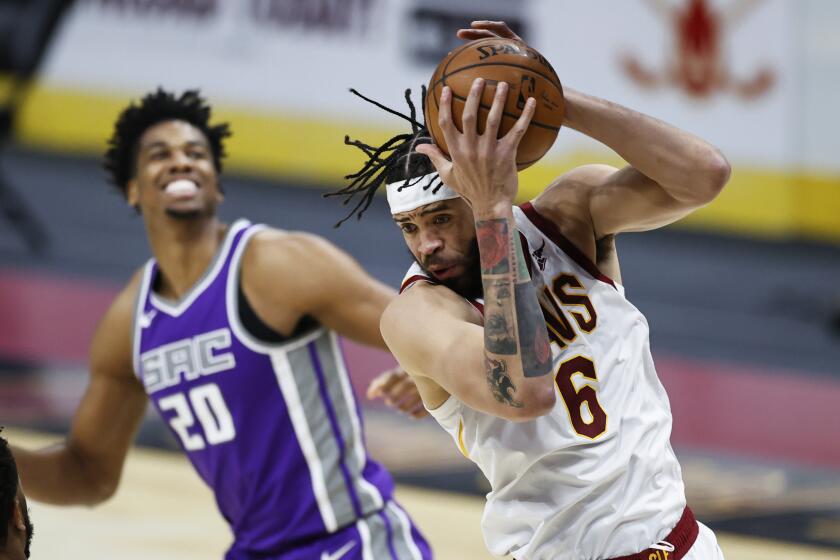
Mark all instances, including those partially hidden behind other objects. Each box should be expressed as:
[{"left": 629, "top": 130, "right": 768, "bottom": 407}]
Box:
[
  {"left": 399, "top": 274, "right": 433, "bottom": 294},
  {"left": 469, "top": 299, "right": 484, "bottom": 315},
  {"left": 609, "top": 506, "right": 699, "bottom": 560},
  {"left": 518, "top": 232, "right": 533, "bottom": 276},
  {"left": 519, "top": 202, "right": 616, "bottom": 289}
]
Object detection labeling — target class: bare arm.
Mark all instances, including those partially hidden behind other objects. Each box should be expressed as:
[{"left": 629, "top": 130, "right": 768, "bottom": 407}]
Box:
[
  {"left": 243, "top": 230, "right": 396, "bottom": 349},
  {"left": 12, "top": 275, "right": 147, "bottom": 505},
  {"left": 561, "top": 90, "right": 730, "bottom": 236},
  {"left": 475, "top": 204, "right": 553, "bottom": 380},
  {"left": 458, "top": 20, "right": 730, "bottom": 238},
  {"left": 382, "top": 284, "right": 549, "bottom": 420},
  {"left": 381, "top": 232, "right": 623, "bottom": 418}
]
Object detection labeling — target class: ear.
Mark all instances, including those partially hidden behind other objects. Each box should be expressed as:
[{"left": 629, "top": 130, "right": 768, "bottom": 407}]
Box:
[
  {"left": 11, "top": 497, "right": 25, "bottom": 531},
  {"left": 126, "top": 179, "right": 140, "bottom": 208}
]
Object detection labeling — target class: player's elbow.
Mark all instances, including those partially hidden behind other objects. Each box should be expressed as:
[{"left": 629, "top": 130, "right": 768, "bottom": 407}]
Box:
[
  {"left": 67, "top": 445, "right": 120, "bottom": 506},
  {"left": 509, "top": 383, "right": 556, "bottom": 422},
  {"left": 85, "top": 477, "right": 119, "bottom": 506},
  {"left": 693, "top": 148, "right": 731, "bottom": 204}
]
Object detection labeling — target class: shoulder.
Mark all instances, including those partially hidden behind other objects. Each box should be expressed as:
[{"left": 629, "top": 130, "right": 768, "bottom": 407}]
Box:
[
  {"left": 90, "top": 267, "right": 145, "bottom": 381},
  {"left": 240, "top": 228, "right": 379, "bottom": 316},
  {"left": 243, "top": 227, "right": 320, "bottom": 262},
  {"left": 106, "top": 266, "right": 146, "bottom": 325},
  {"left": 240, "top": 229, "right": 326, "bottom": 289},
  {"left": 530, "top": 164, "right": 617, "bottom": 222},
  {"left": 243, "top": 228, "right": 349, "bottom": 276},
  {"left": 527, "top": 164, "right": 619, "bottom": 260}
]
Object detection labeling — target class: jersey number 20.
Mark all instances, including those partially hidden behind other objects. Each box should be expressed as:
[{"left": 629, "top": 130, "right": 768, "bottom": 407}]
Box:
[
  {"left": 554, "top": 356, "right": 607, "bottom": 439},
  {"left": 158, "top": 383, "right": 236, "bottom": 450}
]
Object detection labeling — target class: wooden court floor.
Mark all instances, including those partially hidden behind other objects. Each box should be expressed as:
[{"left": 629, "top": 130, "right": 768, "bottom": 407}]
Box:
[{"left": 10, "top": 429, "right": 839, "bottom": 559}]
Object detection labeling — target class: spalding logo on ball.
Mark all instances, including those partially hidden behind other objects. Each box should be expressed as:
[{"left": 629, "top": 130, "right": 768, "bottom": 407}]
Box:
[{"left": 425, "top": 38, "right": 565, "bottom": 170}]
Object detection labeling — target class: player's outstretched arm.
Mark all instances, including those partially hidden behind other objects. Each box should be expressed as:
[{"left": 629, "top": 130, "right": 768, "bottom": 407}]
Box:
[
  {"left": 11, "top": 274, "right": 148, "bottom": 506},
  {"left": 242, "top": 230, "right": 396, "bottom": 350}
]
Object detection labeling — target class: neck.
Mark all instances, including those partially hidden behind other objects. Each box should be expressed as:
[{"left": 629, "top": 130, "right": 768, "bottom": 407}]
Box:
[
  {"left": 0, "top": 543, "right": 24, "bottom": 560},
  {"left": 145, "top": 215, "right": 228, "bottom": 300}
]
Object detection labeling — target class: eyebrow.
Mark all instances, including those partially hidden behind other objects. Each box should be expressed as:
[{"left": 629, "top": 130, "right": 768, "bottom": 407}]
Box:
[
  {"left": 393, "top": 202, "right": 452, "bottom": 223},
  {"left": 420, "top": 202, "right": 451, "bottom": 216},
  {"left": 141, "top": 139, "right": 207, "bottom": 151}
]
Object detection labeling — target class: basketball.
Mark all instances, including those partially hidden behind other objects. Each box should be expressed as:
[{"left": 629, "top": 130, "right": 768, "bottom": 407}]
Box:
[{"left": 424, "top": 38, "right": 565, "bottom": 170}]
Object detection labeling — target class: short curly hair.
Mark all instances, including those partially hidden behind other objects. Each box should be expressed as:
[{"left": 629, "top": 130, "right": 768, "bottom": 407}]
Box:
[{"left": 103, "top": 88, "right": 231, "bottom": 196}]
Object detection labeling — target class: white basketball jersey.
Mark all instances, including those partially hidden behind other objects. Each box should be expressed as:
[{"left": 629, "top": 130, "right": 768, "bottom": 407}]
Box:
[{"left": 401, "top": 204, "right": 687, "bottom": 560}]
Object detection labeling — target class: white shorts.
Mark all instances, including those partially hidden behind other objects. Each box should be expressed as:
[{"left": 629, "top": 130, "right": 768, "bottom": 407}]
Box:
[{"left": 682, "top": 522, "right": 725, "bottom": 559}]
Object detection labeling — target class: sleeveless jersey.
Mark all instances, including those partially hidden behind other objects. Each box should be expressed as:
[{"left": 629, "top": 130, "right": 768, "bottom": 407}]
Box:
[
  {"left": 401, "top": 205, "right": 686, "bottom": 560},
  {"left": 132, "top": 220, "right": 415, "bottom": 558}
]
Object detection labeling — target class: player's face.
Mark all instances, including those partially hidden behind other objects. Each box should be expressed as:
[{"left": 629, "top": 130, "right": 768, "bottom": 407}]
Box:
[
  {"left": 394, "top": 198, "right": 483, "bottom": 299},
  {"left": 127, "top": 120, "right": 222, "bottom": 222}
]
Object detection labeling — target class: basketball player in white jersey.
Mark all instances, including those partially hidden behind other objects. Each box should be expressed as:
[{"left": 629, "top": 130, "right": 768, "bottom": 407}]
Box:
[{"left": 335, "top": 19, "right": 730, "bottom": 560}]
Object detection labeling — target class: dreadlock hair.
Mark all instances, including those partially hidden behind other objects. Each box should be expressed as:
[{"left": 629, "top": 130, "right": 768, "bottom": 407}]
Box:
[
  {"left": 325, "top": 87, "right": 445, "bottom": 226},
  {"left": 103, "top": 88, "right": 231, "bottom": 197},
  {"left": 0, "top": 427, "right": 18, "bottom": 547}
]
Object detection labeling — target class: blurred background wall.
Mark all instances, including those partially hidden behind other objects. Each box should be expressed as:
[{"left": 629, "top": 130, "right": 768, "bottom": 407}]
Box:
[
  {"left": 1, "top": 0, "right": 839, "bottom": 557},
  {"left": 12, "top": 0, "right": 840, "bottom": 240}
]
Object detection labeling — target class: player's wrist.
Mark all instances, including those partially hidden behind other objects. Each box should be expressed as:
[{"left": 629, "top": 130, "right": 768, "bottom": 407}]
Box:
[{"left": 471, "top": 198, "right": 514, "bottom": 220}]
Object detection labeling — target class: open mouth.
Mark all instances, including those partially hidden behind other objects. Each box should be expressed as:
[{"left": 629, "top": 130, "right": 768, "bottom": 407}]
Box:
[{"left": 163, "top": 179, "right": 199, "bottom": 198}]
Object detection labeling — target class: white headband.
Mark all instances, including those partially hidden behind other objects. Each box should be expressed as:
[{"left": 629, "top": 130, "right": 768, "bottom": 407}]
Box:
[{"left": 386, "top": 172, "right": 460, "bottom": 215}]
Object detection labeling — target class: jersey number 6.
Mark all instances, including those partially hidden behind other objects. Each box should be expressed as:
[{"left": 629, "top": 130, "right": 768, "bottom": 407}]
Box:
[{"left": 554, "top": 356, "right": 607, "bottom": 439}]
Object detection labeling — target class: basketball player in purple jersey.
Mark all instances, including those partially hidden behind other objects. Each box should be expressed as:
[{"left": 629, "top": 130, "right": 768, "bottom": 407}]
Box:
[{"left": 11, "top": 90, "right": 431, "bottom": 560}]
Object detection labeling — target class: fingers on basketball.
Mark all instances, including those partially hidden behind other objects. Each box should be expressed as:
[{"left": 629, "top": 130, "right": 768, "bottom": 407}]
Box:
[
  {"left": 506, "top": 97, "right": 537, "bottom": 147},
  {"left": 469, "top": 20, "right": 523, "bottom": 42},
  {"left": 461, "top": 78, "right": 488, "bottom": 139},
  {"left": 483, "top": 81, "right": 510, "bottom": 141},
  {"left": 424, "top": 38, "right": 564, "bottom": 170}
]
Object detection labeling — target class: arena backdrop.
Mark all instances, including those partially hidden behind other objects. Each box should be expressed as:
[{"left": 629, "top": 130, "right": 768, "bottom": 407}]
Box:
[{"left": 9, "top": 0, "right": 840, "bottom": 241}]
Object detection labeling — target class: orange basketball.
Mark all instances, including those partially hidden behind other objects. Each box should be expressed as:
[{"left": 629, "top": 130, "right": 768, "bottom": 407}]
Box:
[{"left": 425, "top": 38, "right": 564, "bottom": 170}]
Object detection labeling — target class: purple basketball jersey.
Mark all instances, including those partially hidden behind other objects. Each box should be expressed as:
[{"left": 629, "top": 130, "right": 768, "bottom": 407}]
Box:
[{"left": 132, "top": 220, "right": 431, "bottom": 559}]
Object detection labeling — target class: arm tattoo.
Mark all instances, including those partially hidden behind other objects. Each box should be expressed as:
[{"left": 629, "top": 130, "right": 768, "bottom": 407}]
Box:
[
  {"left": 484, "top": 281, "right": 517, "bottom": 354},
  {"left": 476, "top": 219, "right": 511, "bottom": 275},
  {"left": 515, "top": 280, "right": 553, "bottom": 377},
  {"left": 485, "top": 357, "right": 523, "bottom": 408},
  {"left": 476, "top": 215, "right": 552, "bottom": 380}
]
